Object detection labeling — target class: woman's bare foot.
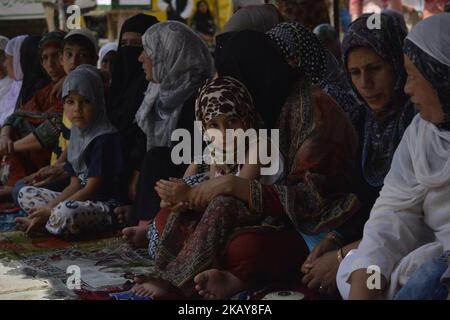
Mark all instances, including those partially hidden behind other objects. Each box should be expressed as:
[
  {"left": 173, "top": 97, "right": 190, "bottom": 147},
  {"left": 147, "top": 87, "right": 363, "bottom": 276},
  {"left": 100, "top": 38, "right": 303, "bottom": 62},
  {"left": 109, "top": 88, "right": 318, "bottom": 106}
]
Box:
[
  {"left": 114, "top": 205, "right": 132, "bottom": 225},
  {"left": 121, "top": 225, "right": 149, "bottom": 248},
  {"left": 194, "top": 269, "right": 247, "bottom": 299},
  {"left": 132, "top": 275, "right": 172, "bottom": 298}
]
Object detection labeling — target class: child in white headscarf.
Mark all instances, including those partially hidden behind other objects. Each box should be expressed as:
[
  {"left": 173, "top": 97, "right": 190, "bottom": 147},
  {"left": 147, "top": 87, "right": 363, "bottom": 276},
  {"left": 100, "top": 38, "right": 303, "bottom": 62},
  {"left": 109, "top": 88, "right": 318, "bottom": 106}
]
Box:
[
  {"left": 97, "top": 42, "right": 118, "bottom": 80},
  {"left": 15, "top": 64, "right": 124, "bottom": 238}
]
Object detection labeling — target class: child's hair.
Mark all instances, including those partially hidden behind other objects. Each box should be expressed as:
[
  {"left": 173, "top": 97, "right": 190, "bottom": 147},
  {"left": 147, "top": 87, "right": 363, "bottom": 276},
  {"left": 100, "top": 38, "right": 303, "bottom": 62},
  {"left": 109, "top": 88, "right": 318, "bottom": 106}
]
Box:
[
  {"left": 62, "top": 34, "right": 97, "bottom": 59},
  {"left": 39, "top": 30, "right": 66, "bottom": 55}
]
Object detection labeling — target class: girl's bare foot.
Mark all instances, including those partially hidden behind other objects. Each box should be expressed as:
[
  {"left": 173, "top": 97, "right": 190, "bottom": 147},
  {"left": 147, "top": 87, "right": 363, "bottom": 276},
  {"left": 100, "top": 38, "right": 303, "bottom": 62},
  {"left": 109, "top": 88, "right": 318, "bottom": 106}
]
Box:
[
  {"left": 132, "top": 275, "right": 172, "bottom": 298},
  {"left": 15, "top": 217, "right": 32, "bottom": 231},
  {"left": 194, "top": 269, "right": 247, "bottom": 300},
  {"left": 121, "top": 225, "right": 149, "bottom": 248}
]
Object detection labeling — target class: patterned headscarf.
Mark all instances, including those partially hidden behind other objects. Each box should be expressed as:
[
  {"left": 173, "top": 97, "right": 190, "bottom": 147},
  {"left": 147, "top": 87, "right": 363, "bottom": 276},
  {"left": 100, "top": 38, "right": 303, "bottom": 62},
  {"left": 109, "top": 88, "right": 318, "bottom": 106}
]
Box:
[
  {"left": 404, "top": 13, "right": 450, "bottom": 130},
  {"left": 267, "top": 22, "right": 326, "bottom": 83},
  {"left": 342, "top": 13, "right": 416, "bottom": 187},
  {"left": 135, "top": 21, "right": 214, "bottom": 151},
  {"left": 195, "top": 76, "right": 260, "bottom": 132},
  {"left": 267, "top": 22, "right": 364, "bottom": 125}
]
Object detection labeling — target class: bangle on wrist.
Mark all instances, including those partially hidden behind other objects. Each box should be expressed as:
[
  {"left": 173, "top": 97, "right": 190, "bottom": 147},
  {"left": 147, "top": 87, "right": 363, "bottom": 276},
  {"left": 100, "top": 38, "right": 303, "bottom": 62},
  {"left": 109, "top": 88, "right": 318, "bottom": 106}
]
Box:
[{"left": 326, "top": 231, "right": 344, "bottom": 248}]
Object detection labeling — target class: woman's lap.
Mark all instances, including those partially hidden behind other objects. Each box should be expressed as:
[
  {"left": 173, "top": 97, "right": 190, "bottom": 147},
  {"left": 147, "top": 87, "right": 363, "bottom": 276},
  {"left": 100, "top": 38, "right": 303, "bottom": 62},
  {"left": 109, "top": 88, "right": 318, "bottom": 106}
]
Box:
[{"left": 153, "top": 205, "right": 308, "bottom": 286}]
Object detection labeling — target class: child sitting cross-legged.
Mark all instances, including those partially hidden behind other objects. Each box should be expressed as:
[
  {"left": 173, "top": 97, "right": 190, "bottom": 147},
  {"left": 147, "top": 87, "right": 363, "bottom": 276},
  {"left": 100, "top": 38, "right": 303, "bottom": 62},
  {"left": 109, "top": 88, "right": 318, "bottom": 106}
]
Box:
[
  {"left": 15, "top": 65, "right": 124, "bottom": 237},
  {"left": 130, "top": 76, "right": 286, "bottom": 298}
]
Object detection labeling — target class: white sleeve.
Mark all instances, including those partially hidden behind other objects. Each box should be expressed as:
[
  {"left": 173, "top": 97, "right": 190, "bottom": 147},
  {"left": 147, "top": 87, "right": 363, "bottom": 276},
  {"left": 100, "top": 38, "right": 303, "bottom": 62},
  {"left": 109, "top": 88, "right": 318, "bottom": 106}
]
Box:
[
  {"left": 180, "top": 0, "right": 194, "bottom": 19},
  {"left": 348, "top": 206, "right": 430, "bottom": 281},
  {"left": 339, "top": 134, "right": 431, "bottom": 284},
  {"left": 158, "top": 0, "right": 169, "bottom": 11}
]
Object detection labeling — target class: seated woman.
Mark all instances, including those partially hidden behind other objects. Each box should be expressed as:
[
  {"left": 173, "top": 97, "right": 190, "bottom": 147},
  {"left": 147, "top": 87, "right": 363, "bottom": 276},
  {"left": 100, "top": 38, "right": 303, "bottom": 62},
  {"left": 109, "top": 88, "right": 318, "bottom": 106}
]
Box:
[
  {"left": 337, "top": 13, "right": 450, "bottom": 300},
  {"left": 127, "top": 30, "right": 359, "bottom": 299},
  {"left": 15, "top": 65, "right": 124, "bottom": 237},
  {"left": 0, "top": 32, "right": 66, "bottom": 195},
  {"left": 107, "top": 13, "right": 159, "bottom": 218},
  {"left": 297, "top": 13, "right": 417, "bottom": 296},
  {"left": 117, "top": 21, "right": 213, "bottom": 227}
]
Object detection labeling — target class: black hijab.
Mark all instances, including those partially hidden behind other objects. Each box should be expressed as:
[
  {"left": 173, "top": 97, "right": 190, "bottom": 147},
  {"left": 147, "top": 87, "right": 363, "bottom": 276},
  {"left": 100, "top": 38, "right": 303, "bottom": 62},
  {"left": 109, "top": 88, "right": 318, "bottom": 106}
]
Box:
[
  {"left": 17, "top": 35, "right": 49, "bottom": 109},
  {"left": 108, "top": 14, "right": 159, "bottom": 131},
  {"left": 214, "top": 30, "right": 300, "bottom": 129}
]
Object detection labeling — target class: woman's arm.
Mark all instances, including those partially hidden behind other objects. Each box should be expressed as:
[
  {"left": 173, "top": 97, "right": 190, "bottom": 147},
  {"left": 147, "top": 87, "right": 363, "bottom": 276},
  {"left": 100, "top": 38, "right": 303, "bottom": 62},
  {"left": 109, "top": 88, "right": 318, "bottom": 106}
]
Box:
[
  {"left": 348, "top": 268, "right": 388, "bottom": 300},
  {"left": 13, "top": 133, "right": 42, "bottom": 152}
]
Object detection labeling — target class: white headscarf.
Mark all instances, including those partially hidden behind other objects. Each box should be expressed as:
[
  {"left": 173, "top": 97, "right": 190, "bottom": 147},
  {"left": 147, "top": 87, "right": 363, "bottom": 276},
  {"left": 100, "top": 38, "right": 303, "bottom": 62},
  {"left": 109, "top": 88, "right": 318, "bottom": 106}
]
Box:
[
  {"left": 0, "top": 35, "right": 26, "bottom": 127},
  {"left": 63, "top": 65, "right": 117, "bottom": 175},
  {"left": 135, "top": 21, "right": 214, "bottom": 151},
  {"left": 406, "top": 13, "right": 450, "bottom": 67},
  {"left": 97, "top": 42, "right": 118, "bottom": 68},
  {"left": 0, "top": 35, "right": 12, "bottom": 126},
  {"left": 4, "top": 35, "right": 27, "bottom": 81},
  {"left": 373, "top": 14, "right": 450, "bottom": 212}
]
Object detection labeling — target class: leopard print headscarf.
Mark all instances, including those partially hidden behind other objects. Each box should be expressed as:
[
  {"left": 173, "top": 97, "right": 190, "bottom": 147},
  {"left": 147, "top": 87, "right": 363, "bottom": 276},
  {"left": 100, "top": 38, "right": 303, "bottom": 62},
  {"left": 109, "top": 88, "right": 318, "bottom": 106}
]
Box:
[{"left": 195, "top": 76, "right": 261, "bottom": 132}]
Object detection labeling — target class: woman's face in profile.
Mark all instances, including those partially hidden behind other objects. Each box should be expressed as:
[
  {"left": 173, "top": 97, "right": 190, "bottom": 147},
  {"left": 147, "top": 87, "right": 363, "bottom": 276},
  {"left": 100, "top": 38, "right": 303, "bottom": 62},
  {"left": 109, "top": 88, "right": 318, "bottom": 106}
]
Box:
[{"left": 404, "top": 54, "right": 444, "bottom": 125}]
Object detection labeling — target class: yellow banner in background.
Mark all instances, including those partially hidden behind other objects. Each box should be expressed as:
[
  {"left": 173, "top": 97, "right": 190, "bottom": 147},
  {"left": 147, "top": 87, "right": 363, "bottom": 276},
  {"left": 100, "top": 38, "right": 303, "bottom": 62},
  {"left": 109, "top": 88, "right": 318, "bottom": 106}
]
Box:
[{"left": 147, "top": 0, "right": 233, "bottom": 32}]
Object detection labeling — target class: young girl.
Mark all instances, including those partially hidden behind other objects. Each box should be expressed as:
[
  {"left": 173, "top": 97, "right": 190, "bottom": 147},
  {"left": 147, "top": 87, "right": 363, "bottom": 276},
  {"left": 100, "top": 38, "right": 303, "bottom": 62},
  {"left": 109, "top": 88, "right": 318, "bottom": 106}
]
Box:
[
  {"left": 156, "top": 76, "right": 285, "bottom": 210},
  {"left": 132, "top": 76, "right": 285, "bottom": 298},
  {"left": 15, "top": 64, "right": 124, "bottom": 237}
]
